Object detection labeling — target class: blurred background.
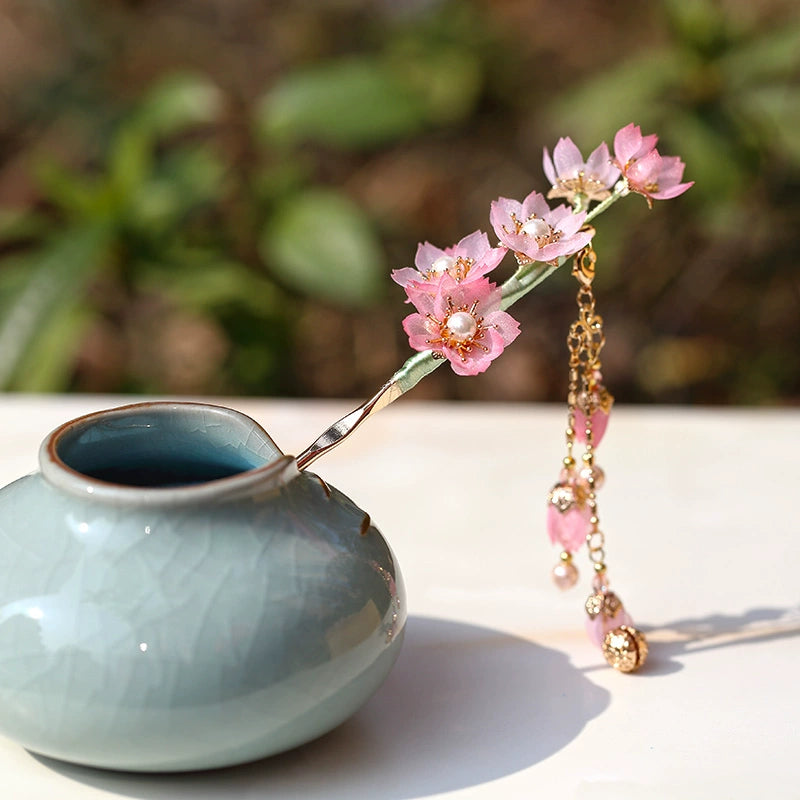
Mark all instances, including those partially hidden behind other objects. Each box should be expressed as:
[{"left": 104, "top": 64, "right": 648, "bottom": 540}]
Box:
[{"left": 0, "top": 0, "right": 797, "bottom": 405}]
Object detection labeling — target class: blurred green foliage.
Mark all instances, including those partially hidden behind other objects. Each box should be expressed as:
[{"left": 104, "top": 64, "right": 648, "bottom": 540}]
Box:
[{"left": 0, "top": 0, "right": 797, "bottom": 403}]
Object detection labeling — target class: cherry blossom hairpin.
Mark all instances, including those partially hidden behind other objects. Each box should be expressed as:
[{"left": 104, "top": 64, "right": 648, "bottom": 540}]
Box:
[{"left": 298, "top": 123, "right": 692, "bottom": 672}]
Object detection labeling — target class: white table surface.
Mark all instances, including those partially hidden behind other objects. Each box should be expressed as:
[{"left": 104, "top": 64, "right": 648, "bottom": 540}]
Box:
[{"left": 1, "top": 395, "right": 799, "bottom": 799}]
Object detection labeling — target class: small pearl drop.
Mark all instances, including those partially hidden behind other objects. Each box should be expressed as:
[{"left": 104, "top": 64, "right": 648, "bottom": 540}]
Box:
[
  {"left": 429, "top": 255, "right": 456, "bottom": 274},
  {"left": 445, "top": 311, "right": 478, "bottom": 342},
  {"left": 552, "top": 560, "right": 579, "bottom": 590},
  {"left": 521, "top": 218, "right": 550, "bottom": 238}
]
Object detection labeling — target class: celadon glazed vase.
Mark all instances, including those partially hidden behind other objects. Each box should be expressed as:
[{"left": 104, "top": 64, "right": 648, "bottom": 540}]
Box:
[{"left": 0, "top": 402, "right": 405, "bottom": 772}]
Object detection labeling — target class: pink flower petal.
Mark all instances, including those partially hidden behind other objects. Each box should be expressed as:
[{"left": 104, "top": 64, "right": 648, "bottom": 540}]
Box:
[
  {"left": 391, "top": 267, "right": 424, "bottom": 288},
  {"left": 585, "top": 142, "right": 619, "bottom": 185},
  {"left": 409, "top": 231, "right": 504, "bottom": 285},
  {"left": 650, "top": 180, "right": 694, "bottom": 200},
  {"left": 467, "top": 246, "right": 508, "bottom": 280},
  {"left": 647, "top": 155, "right": 694, "bottom": 199},
  {"left": 490, "top": 197, "right": 522, "bottom": 240},
  {"left": 453, "top": 230, "right": 491, "bottom": 261},
  {"left": 405, "top": 282, "right": 438, "bottom": 315},
  {"left": 484, "top": 309, "right": 521, "bottom": 345},
  {"left": 537, "top": 226, "right": 593, "bottom": 263},
  {"left": 414, "top": 241, "right": 448, "bottom": 272},
  {"left": 553, "top": 137, "right": 583, "bottom": 180},
  {"left": 614, "top": 123, "right": 658, "bottom": 166},
  {"left": 520, "top": 190, "right": 552, "bottom": 221},
  {"left": 626, "top": 149, "right": 693, "bottom": 202},
  {"left": 551, "top": 204, "right": 586, "bottom": 236},
  {"left": 542, "top": 147, "right": 557, "bottom": 186},
  {"left": 448, "top": 344, "right": 491, "bottom": 375},
  {"left": 402, "top": 313, "right": 437, "bottom": 352}
]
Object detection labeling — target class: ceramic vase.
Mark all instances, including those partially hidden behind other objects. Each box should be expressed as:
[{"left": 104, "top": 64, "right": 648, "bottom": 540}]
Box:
[{"left": 0, "top": 402, "right": 405, "bottom": 771}]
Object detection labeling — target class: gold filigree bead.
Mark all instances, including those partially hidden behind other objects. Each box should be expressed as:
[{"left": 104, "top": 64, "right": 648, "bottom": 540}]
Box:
[
  {"left": 547, "top": 480, "right": 587, "bottom": 512},
  {"left": 602, "top": 625, "right": 648, "bottom": 673},
  {"left": 585, "top": 590, "right": 623, "bottom": 620}
]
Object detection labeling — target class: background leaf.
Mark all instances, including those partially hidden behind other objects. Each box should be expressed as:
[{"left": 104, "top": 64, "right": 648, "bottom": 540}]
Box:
[
  {"left": 259, "top": 189, "right": 385, "bottom": 307},
  {"left": 0, "top": 225, "right": 110, "bottom": 388},
  {"left": 256, "top": 58, "right": 428, "bottom": 149},
  {"left": 133, "top": 73, "right": 223, "bottom": 136}
]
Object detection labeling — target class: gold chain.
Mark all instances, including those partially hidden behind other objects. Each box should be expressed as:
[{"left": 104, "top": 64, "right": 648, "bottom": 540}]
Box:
[{"left": 567, "top": 240, "right": 608, "bottom": 578}]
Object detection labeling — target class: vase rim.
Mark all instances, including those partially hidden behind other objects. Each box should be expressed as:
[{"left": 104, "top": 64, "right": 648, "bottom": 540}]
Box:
[{"left": 39, "top": 401, "right": 299, "bottom": 506}]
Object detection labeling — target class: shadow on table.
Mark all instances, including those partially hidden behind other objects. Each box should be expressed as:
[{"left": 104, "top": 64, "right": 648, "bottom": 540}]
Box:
[
  {"left": 33, "top": 616, "right": 609, "bottom": 800},
  {"left": 601, "top": 605, "right": 800, "bottom": 677}
]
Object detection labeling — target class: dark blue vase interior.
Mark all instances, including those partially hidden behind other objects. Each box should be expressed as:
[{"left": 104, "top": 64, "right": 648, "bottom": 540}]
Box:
[{"left": 54, "top": 407, "right": 268, "bottom": 488}]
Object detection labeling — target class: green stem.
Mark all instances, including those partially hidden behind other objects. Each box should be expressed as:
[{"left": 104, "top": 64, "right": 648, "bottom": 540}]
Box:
[
  {"left": 392, "top": 349, "right": 442, "bottom": 394},
  {"left": 499, "top": 260, "right": 563, "bottom": 310}
]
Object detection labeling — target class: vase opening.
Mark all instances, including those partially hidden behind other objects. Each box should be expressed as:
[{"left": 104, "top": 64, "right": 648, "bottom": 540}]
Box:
[{"left": 47, "top": 403, "right": 282, "bottom": 490}]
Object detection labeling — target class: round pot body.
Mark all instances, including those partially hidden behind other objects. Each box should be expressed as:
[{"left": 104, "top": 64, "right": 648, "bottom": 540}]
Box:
[{"left": 0, "top": 402, "right": 405, "bottom": 771}]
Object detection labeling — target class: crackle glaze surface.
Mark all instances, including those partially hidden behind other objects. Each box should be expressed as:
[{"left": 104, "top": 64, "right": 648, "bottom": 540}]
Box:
[{"left": 0, "top": 403, "right": 405, "bottom": 772}]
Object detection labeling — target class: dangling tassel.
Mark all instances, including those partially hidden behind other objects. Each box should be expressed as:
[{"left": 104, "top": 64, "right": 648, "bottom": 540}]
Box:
[{"left": 546, "top": 241, "right": 648, "bottom": 673}]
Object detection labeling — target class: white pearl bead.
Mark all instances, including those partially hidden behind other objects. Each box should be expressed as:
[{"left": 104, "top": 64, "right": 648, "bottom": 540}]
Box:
[
  {"left": 445, "top": 311, "right": 478, "bottom": 342},
  {"left": 552, "top": 560, "right": 579, "bottom": 590},
  {"left": 520, "top": 217, "right": 550, "bottom": 238},
  {"left": 429, "top": 255, "right": 456, "bottom": 274}
]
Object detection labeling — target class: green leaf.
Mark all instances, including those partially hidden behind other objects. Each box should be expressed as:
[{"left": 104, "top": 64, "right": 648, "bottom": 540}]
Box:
[
  {"left": 141, "top": 252, "right": 282, "bottom": 315},
  {"left": 108, "top": 125, "right": 152, "bottom": 205},
  {"left": 388, "top": 46, "right": 482, "bottom": 127},
  {"left": 133, "top": 72, "right": 223, "bottom": 137},
  {"left": 10, "top": 304, "right": 93, "bottom": 391},
  {"left": 256, "top": 57, "right": 428, "bottom": 149},
  {"left": 252, "top": 159, "right": 312, "bottom": 205},
  {"left": 666, "top": 112, "right": 746, "bottom": 201},
  {"left": 34, "top": 159, "right": 111, "bottom": 220},
  {"left": 259, "top": 189, "right": 385, "bottom": 307},
  {"left": 0, "top": 224, "right": 111, "bottom": 388},
  {"left": 719, "top": 20, "right": 800, "bottom": 88},
  {"left": 737, "top": 85, "right": 800, "bottom": 164},
  {"left": 125, "top": 146, "right": 225, "bottom": 233},
  {"left": 0, "top": 209, "right": 51, "bottom": 244},
  {"left": 662, "top": 0, "right": 729, "bottom": 52}
]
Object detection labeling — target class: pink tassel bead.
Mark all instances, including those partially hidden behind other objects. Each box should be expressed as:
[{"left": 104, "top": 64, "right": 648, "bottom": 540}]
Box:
[
  {"left": 546, "top": 480, "right": 592, "bottom": 553},
  {"left": 574, "top": 407, "right": 610, "bottom": 447},
  {"left": 584, "top": 590, "right": 633, "bottom": 648}
]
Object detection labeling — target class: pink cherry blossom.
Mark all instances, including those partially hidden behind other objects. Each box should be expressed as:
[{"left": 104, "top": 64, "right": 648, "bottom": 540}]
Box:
[
  {"left": 391, "top": 230, "right": 507, "bottom": 291},
  {"left": 543, "top": 137, "right": 620, "bottom": 204},
  {"left": 402, "top": 275, "right": 520, "bottom": 376},
  {"left": 624, "top": 150, "right": 694, "bottom": 202},
  {"left": 613, "top": 123, "right": 693, "bottom": 204},
  {"left": 490, "top": 190, "right": 593, "bottom": 266},
  {"left": 613, "top": 123, "right": 658, "bottom": 168}
]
